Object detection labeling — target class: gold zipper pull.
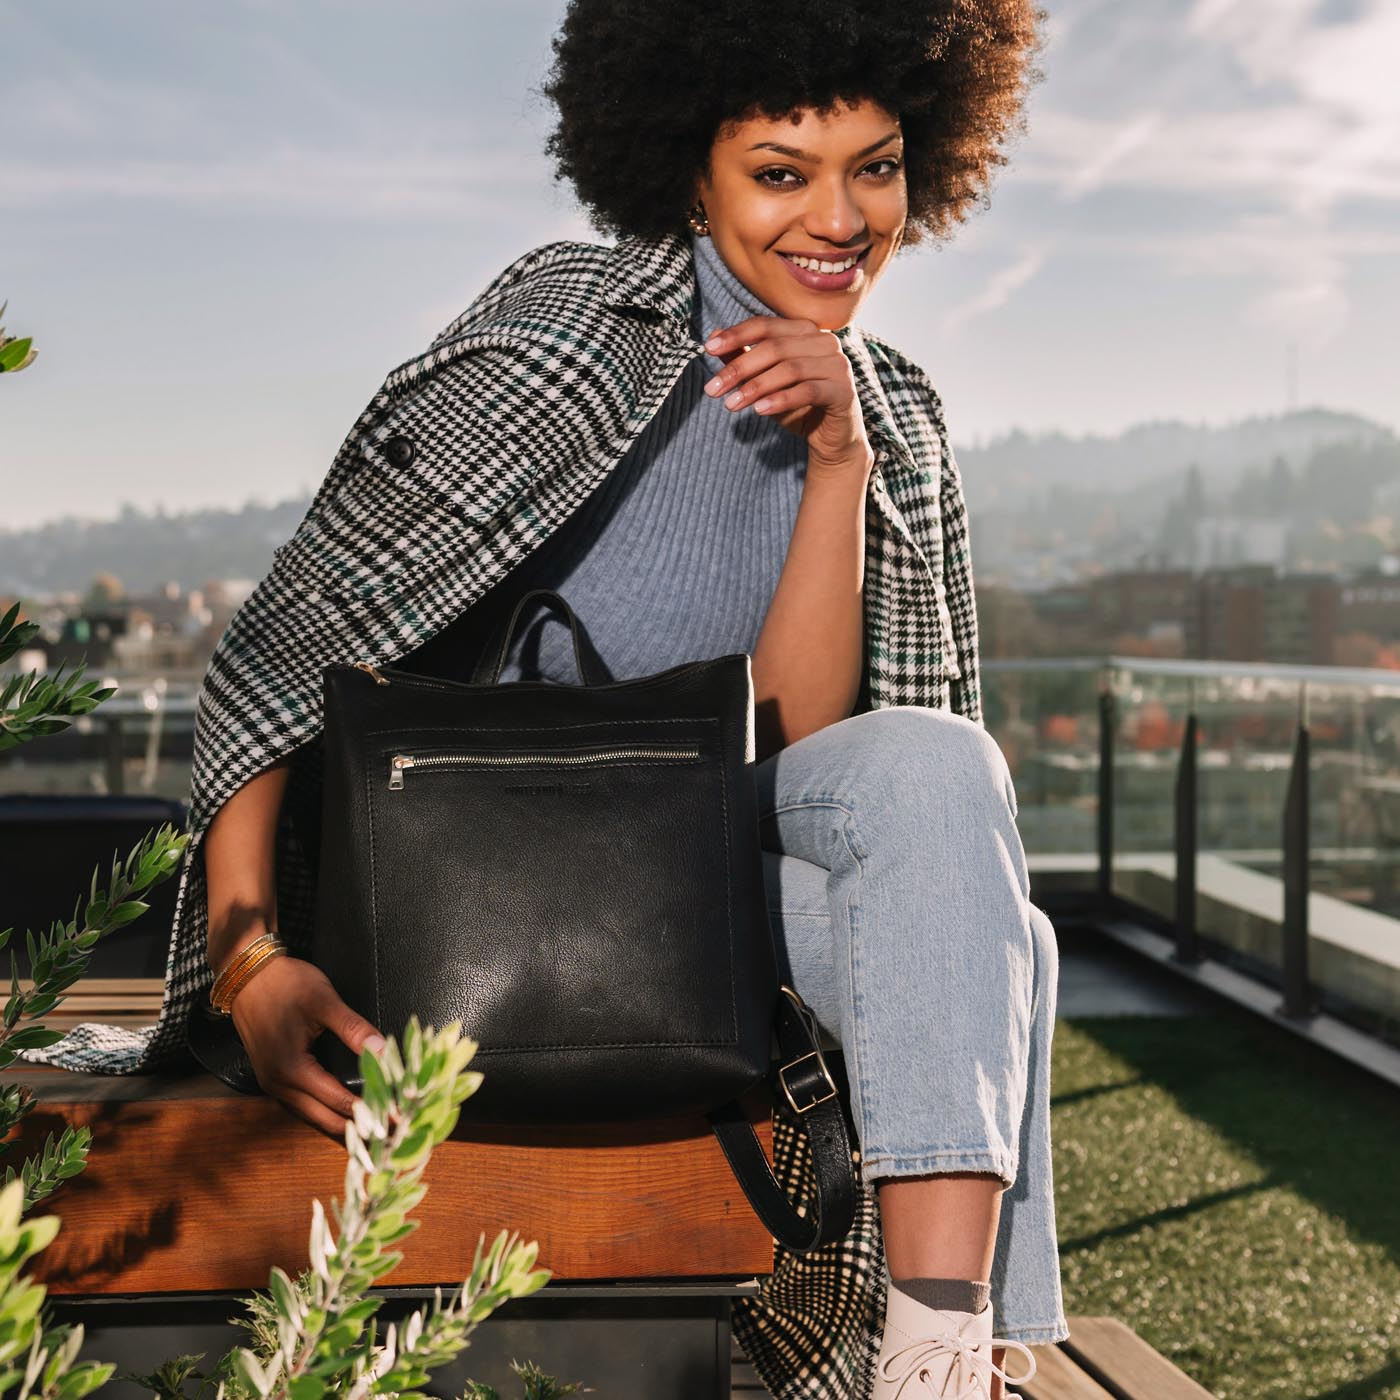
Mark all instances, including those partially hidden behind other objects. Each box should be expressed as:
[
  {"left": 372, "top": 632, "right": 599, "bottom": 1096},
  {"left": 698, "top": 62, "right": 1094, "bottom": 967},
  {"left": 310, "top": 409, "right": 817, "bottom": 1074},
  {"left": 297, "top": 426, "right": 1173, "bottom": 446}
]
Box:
[
  {"left": 354, "top": 660, "right": 389, "bottom": 685},
  {"left": 388, "top": 753, "right": 413, "bottom": 790}
]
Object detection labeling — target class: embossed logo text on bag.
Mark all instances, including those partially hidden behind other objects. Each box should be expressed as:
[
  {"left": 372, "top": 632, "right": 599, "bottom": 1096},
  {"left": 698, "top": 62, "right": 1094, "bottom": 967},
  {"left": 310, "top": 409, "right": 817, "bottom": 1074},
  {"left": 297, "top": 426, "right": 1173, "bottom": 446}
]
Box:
[{"left": 501, "top": 781, "right": 595, "bottom": 796}]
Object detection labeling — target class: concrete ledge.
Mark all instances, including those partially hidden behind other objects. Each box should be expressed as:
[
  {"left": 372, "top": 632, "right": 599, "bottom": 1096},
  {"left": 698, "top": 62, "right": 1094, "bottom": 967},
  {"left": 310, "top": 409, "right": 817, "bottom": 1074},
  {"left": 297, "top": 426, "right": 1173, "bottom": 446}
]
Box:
[{"left": 1090, "top": 914, "right": 1400, "bottom": 1092}]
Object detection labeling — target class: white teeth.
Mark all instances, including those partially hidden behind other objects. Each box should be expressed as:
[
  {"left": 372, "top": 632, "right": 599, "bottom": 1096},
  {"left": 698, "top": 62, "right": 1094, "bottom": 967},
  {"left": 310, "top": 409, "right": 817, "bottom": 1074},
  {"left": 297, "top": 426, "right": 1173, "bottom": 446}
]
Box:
[{"left": 784, "top": 251, "right": 861, "bottom": 274}]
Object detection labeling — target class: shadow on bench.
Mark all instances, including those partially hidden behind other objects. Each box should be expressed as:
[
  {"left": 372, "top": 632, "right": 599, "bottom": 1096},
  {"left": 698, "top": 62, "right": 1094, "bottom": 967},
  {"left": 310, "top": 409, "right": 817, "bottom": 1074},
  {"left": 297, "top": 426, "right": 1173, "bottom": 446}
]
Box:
[{"left": 8, "top": 1063, "right": 775, "bottom": 1397}]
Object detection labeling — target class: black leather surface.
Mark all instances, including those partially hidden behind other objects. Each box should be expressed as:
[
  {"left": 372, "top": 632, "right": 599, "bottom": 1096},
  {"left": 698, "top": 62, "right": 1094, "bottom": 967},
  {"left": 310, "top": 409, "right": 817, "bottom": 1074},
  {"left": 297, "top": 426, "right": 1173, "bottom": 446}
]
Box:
[{"left": 311, "top": 589, "right": 778, "bottom": 1124}]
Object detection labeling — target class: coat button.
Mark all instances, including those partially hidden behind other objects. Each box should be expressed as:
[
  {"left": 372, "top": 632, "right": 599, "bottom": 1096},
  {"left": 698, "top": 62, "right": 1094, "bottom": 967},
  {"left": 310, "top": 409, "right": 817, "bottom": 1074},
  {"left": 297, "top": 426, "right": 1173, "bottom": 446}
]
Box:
[{"left": 383, "top": 434, "right": 416, "bottom": 468}]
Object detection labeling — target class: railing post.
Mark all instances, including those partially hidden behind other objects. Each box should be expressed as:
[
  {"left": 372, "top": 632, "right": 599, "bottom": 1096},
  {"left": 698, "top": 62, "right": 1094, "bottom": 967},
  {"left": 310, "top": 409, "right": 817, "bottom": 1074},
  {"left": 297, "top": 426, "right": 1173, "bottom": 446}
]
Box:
[
  {"left": 1279, "top": 682, "right": 1317, "bottom": 1020},
  {"left": 1097, "top": 669, "right": 1114, "bottom": 903},
  {"left": 1173, "top": 710, "right": 1200, "bottom": 964},
  {"left": 104, "top": 714, "right": 124, "bottom": 796}
]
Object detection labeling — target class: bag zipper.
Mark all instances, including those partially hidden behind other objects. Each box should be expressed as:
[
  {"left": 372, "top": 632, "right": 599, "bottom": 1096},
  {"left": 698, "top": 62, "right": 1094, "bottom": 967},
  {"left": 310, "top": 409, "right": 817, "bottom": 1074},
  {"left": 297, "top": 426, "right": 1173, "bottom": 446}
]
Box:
[{"left": 388, "top": 744, "right": 703, "bottom": 790}]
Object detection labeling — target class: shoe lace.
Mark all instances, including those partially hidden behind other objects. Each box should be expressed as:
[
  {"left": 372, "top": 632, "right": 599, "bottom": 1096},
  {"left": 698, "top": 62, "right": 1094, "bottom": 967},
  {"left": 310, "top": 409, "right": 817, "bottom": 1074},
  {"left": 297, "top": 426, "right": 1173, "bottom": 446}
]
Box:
[{"left": 877, "top": 1326, "right": 1037, "bottom": 1399}]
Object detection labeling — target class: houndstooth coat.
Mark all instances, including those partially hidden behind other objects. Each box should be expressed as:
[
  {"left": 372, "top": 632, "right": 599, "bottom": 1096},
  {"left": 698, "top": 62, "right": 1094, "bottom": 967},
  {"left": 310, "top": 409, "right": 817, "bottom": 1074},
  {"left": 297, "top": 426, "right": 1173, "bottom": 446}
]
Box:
[{"left": 21, "top": 227, "right": 983, "bottom": 1400}]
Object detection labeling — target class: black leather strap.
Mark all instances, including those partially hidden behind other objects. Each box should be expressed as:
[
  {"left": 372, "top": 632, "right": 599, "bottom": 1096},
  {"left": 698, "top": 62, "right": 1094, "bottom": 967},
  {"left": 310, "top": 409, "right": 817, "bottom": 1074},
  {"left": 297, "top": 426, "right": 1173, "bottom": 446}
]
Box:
[
  {"left": 707, "top": 988, "right": 858, "bottom": 1253},
  {"left": 468, "top": 588, "right": 610, "bottom": 687}
]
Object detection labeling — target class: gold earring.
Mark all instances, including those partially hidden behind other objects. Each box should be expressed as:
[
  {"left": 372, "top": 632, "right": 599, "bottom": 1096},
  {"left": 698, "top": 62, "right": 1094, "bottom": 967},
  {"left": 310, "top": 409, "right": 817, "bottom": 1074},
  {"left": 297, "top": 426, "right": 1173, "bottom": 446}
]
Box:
[{"left": 687, "top": 201, "right": 710, "bottom": 236}]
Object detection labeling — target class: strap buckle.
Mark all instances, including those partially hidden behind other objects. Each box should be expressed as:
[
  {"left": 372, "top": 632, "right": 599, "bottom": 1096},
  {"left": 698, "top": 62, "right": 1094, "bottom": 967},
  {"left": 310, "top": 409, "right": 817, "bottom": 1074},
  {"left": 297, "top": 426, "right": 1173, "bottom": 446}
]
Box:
[{"left": 777, "top": 985, "right": 840, "bottom": 1116}]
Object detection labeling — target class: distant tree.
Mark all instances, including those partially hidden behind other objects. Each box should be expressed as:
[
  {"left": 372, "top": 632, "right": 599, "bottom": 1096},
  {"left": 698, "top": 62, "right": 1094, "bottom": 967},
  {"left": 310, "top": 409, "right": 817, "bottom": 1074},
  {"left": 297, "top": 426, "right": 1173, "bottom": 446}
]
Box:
[
  {"left": 83, "top": 574, "right": 124, "bottom": 610},
  {"left": 1297, "top": 436, "right": 1400, "bottom": 523},
  {"left": 1183, "top": 462, "right": 1206, "bottom": 517}
]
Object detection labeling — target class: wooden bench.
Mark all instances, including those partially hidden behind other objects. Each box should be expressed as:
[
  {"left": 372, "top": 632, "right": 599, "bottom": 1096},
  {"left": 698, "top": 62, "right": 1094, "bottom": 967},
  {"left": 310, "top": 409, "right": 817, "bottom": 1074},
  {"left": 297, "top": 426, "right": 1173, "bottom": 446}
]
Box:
[{"left": 6, "top": 1062, "right": 773, "bottom": 1396}]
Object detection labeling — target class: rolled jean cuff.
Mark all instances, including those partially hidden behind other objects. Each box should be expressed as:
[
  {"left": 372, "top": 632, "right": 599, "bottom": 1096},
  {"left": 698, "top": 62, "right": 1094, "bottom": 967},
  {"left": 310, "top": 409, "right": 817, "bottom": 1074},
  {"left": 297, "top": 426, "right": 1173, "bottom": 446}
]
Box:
[
  {"left": 860, "top": 1145, "right": 1019, "bottom": 1190},
  {"left": 997, "top": 1319, "right": 1073, "bottom": 1347}
]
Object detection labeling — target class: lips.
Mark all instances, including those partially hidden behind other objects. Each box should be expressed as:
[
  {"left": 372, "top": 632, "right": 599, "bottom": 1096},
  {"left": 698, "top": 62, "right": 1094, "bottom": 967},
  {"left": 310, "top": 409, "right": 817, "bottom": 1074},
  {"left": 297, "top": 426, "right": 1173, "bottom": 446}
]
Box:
[{"left": 774, "top": 245, "right": 872, "bottom": 292}]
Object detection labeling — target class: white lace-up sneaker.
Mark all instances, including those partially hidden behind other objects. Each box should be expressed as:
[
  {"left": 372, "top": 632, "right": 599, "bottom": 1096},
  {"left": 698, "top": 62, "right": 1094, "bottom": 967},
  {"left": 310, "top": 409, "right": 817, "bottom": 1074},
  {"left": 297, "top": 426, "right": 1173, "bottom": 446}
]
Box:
[{"left": 872, "top": 1276, "right": 1037, "bottom": 1399}]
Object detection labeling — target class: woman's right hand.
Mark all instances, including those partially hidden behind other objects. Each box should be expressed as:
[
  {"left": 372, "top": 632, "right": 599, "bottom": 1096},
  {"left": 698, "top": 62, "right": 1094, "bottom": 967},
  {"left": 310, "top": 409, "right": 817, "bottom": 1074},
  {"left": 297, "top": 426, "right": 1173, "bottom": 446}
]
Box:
[{"left": 229, "top": 954, "right": 387, "bottom": 1139}]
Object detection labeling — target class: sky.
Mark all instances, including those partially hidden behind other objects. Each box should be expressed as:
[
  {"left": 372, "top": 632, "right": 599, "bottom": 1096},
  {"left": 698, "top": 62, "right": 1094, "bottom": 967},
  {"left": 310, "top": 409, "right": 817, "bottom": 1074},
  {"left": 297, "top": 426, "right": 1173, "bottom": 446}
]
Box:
[{"left": 3, "top": 0, "right": 1398, "bottom": 528}]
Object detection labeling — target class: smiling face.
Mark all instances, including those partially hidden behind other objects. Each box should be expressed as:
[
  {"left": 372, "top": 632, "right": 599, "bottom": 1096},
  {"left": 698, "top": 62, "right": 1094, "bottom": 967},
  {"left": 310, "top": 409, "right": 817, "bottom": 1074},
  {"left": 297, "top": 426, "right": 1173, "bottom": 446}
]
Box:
[{"left": 692, "top": 96, "right": 908, "bottom": 331}]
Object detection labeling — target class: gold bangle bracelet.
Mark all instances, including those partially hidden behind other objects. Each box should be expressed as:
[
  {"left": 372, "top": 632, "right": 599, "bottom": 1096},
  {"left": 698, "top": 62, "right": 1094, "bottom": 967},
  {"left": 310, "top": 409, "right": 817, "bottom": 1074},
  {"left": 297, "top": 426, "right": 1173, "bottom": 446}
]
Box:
[
  {"left": 211, "top": 932, "right": 281, "bottom": 997},
  {"left": 210, "top": 929, "right": 279, "bottom": 990},
  {"left": 210, "top": 932, "right": 287, "bottom": 1015},
  {"left": 211, "top": 944, "right": 285, "bottom": 1016},
  {"left": 214, "top": 943, "right": 282, "bottom": 1010}
]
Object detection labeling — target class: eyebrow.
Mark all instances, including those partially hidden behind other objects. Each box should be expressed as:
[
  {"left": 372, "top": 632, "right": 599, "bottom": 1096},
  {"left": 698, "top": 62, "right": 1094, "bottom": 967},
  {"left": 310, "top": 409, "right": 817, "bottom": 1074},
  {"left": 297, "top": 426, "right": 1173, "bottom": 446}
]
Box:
[{"left": 746, "top": 131, "right": 902, "bottom": 162}]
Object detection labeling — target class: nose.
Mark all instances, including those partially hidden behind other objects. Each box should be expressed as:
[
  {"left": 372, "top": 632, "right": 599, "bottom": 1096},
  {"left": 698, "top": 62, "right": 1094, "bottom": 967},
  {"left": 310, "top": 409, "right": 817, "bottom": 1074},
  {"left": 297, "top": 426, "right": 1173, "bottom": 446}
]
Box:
[{"left": 802, "top": 176, "right": 869, "bottom": 246}]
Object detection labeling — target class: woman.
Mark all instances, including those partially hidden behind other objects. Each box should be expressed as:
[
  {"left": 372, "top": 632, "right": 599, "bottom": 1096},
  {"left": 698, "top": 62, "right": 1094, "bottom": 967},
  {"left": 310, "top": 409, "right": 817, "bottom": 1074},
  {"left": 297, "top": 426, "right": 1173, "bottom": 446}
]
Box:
[{"left": 27, "top": 3, "right": 1059, "bottom": 1397}]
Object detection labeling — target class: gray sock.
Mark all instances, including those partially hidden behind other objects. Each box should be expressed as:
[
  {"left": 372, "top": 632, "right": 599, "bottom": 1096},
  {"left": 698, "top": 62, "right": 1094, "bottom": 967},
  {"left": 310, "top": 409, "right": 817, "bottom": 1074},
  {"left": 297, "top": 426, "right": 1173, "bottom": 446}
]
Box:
[{"left": 892, "top": 1276, "right": 991, "bottom": 1315}]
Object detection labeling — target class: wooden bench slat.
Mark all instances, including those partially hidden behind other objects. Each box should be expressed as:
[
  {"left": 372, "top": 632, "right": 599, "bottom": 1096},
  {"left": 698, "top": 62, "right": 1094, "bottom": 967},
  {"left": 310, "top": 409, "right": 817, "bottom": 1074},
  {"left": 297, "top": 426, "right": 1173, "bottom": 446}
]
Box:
[
  {"left": 1018, "top": 1338, "right": 1118, "bottom": 1400},
  {"left": 18, "top": 978, "right": 165, "bottom": 997},
  {"left": 5, "top": 1070, "right": 774, "bottom": 1293},
  {"left": 1062, "top": 1316, "right": 1216, "bottom": 1399}
]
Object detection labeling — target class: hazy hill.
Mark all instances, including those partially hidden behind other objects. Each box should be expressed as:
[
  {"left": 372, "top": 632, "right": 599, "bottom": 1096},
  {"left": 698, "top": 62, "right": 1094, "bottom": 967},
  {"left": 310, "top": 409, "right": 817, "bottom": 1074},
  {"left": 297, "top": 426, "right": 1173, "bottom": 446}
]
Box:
[
  {"left": 0, "top": 497, "right": 309, "bottom": 597},
  {"left": 956, "top": 409, "right": 1400, "bottom": 587},
  {"left": 3, "top": 408, "right": 1397, "bottom": 598},
  {"left": 957, "top": 408, "right": 1387, "bottom": 512}
]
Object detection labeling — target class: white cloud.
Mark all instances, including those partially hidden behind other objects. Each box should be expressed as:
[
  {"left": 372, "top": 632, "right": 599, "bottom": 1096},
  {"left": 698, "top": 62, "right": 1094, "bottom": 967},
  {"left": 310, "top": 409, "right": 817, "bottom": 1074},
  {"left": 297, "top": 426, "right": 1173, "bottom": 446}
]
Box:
[
  {"left": 1058, "top": 111, "right": 1166, "bottom": 201},
  {"left": 1016, "top": 0, "right": 1400, "bottom": 349},
  {"left": 0, "top": 147, "right": 546, "bottom": 220},
  {"left": 1185, "top": 0, "right": 1400, "bottom": 215},
  {"left": 940, "top": 249, "right": 1047, "bottom": 336}
]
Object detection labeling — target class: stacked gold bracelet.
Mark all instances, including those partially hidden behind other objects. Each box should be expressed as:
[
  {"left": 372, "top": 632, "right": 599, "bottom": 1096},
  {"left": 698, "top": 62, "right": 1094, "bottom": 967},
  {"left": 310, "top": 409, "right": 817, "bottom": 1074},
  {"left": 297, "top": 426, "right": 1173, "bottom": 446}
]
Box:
[{"left": 209, "top": 930, "right": 288, "bottom": 1016}]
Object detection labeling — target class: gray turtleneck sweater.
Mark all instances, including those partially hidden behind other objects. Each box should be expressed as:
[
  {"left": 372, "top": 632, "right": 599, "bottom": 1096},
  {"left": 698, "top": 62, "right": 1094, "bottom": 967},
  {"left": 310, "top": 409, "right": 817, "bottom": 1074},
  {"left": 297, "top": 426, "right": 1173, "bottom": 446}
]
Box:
[{"left": 493, "top": 230, "right": 808, "bottom": 683}]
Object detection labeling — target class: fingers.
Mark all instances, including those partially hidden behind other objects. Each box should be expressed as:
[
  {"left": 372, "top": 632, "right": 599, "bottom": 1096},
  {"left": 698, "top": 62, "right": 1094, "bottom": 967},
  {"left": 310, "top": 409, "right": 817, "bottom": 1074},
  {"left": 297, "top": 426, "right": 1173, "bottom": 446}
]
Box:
[
  {"left": 290, "top": 1049, "right": 361, "bottom": 1118},
  {"left": 724, "top": 357, "right": 847, "bottom": 416},
  {"left": 704, "top": 329, "right": 835, "bottom": 380},
  {"left": 704, "top": 315, "right": 818, "bottom": 353},
  {"left": 260, "top": 1048, "right": 359, "bottom": 1138},
  {"left": 275, "top": 1080, "right": 352, "bottom": 1140},
  {"left": 312, "top": 982, "right": 387, "bottom": 1059}
]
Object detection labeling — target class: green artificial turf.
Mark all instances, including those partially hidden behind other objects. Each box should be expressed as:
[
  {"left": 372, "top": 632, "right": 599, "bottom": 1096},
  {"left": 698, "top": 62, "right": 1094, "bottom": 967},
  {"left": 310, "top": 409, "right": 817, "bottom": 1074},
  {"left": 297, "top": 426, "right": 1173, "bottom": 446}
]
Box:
[{"left": 1052, "top": 1009, "right": 1400, "bottom": 1399}]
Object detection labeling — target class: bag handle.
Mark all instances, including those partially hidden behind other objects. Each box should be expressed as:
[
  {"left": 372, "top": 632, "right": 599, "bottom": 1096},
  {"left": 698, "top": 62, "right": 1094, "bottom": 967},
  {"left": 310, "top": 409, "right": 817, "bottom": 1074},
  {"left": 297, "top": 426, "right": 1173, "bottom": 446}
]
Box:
[
  {"left": 469, "top": 588, "right": 610, "bottom": 687},
  {"left": 707, "top": 987, "right": 859, "bottom": 1253}
]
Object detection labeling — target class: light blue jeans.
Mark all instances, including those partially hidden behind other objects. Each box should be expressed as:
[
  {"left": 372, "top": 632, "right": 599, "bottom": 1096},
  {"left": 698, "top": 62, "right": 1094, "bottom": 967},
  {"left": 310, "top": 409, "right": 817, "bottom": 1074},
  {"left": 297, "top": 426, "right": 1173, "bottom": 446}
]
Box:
[{"left": 755, "top": 704, "right": 1070, "bottom": 1346}]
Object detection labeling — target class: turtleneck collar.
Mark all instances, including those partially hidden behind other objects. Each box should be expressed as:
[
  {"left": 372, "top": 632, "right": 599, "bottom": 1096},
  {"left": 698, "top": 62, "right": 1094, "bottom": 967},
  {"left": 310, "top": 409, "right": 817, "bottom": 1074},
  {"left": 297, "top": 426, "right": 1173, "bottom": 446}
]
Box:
[{"left": 688, "top": 229, "right": 781, "bottom": 347}]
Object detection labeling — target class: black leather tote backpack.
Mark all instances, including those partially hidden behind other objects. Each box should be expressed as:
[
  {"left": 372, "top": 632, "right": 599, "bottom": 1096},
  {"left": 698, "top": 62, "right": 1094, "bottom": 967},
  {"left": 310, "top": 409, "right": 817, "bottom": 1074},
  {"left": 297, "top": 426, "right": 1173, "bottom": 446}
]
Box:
[{"left": 305, "top": 587, "right": 857, "bottom": 1252}]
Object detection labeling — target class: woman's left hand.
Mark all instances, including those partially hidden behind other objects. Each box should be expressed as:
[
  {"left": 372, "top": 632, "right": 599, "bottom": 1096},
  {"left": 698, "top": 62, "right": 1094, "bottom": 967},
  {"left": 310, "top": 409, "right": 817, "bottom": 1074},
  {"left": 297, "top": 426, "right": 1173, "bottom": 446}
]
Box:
[{"left": 702, "top": 316, "right": 875, "bottom": 480}]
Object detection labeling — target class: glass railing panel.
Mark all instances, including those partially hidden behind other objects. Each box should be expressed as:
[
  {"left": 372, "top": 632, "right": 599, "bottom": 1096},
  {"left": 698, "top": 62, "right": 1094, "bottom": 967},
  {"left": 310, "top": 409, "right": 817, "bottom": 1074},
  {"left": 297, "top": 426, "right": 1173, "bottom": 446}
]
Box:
[
  {"left": 1303, "top": 679, "right": 1400, "bottom": 916},
  {"left": 1105, "top": 665, "right": 1196, "bottom": 923},
  {"left": 981, "top": 660, "right": 1101, "bottom": 895},
  {"left": 0, "top": 688, "right": 197, "bottom": 802},
  {"left": 1191, "top": 672, "right": 1302, "bottom": 986},
  {"left": 1112, "top": 658, "right": 1400, "bottom": 1050},
  {"left": 1299, "top": 677, "right": 1400, "bottom": 1043}
]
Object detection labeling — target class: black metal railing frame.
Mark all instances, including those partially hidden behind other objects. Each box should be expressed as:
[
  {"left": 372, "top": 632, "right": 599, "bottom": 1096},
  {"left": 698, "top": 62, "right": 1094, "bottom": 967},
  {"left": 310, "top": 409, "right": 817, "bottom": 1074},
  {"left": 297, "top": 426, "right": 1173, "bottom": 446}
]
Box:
[{"left": 1091, "top": 660, "right": 1323, "bottom": 1024}]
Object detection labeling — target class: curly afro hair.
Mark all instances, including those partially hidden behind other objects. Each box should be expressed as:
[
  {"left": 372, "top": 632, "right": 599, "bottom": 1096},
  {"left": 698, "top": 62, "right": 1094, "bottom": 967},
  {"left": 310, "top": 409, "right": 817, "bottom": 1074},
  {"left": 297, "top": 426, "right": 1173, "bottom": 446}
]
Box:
[{"left": 536, "top": 0, "right": 1046, "bottom": 250}]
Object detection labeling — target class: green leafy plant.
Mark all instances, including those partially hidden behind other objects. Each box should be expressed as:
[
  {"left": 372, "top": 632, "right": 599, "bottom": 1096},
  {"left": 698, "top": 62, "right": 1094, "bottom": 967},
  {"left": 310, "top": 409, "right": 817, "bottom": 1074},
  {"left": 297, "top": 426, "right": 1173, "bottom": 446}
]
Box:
[
  {"left": 0, "top": 599, "right": 579, "bottom": 1396},
  {"left": 119, "top": 1018, "right": 560, "bottom": 1399},
  {"left": 0, "top": 303, "right": 36, "bottom": 374},
  {"left": 0, "top": 600, "right": 188, "bottom": 1213}
]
